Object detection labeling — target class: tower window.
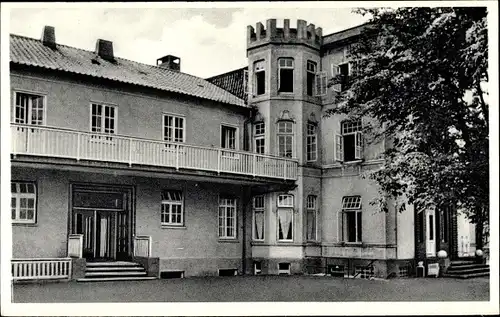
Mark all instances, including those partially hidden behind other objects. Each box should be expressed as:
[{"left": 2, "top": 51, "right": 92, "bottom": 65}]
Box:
[
  {"left": 306, "top": 61, "right": 317, "bottom": 96},
  {"left": 278, "top": 58, "right": 294, "bottom": 93},
  {"left": 254, "top": 60, "right": 266, "bottom": 96}
]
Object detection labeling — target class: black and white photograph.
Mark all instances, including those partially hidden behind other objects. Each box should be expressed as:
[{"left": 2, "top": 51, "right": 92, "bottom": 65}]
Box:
[{"left": 0, "top": 1, "right": 498, "bottom": 316}]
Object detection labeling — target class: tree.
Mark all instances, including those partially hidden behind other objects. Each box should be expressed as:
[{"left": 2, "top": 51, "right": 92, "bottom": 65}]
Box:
[{"left": 326, "top": 7, "right": 489, "bottom": 248}]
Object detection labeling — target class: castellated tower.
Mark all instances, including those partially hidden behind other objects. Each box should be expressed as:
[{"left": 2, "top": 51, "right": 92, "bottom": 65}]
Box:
[{"left": 245, "top": 19, "right": 324, "bottom": 275}]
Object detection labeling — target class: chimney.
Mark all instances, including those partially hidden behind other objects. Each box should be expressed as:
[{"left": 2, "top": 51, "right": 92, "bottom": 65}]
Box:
[
  {"left": 41, "top": 26, "right": 56, "bottom": 49},
  {"left": 156, "top": 55, "right": 181, "bottom": 72},
  {"left": 95, "top": 39, "right": 115, "bottom": 62}
]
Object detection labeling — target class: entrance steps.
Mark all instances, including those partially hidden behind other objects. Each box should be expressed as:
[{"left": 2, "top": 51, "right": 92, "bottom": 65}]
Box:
[
  {"left": 77, "top": 261, "right": 157, "bottom": 282},
  {"left": 442, "top": 260, "right": 489, "bottom": 279}
]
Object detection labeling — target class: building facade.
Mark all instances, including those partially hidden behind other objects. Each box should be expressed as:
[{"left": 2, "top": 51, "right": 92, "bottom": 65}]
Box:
[{"left": 9, "top": 19, "right": 476, "bottom": 280}]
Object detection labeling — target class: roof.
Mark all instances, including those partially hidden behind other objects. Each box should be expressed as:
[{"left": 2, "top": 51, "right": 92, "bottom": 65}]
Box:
[
  {"left": 322, "top": 22, "right": 373, "bottom": 47},
  {"left": 10, "top": 34, "right": 246, "bottom": 108},
  {"left": 206, "top": 67, "right": 248, "bottom": 102}
]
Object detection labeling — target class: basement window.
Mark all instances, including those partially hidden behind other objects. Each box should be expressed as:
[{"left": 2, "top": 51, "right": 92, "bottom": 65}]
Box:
[
  {"left": 254, "top": 261, "right": 262, "bottom": 275},
  {"left": 218, "top": 269, "right": 238, "bottom": 276},
  {"left": 278, "top": 263, "right": 291, "bottom": 275},
  {"left": 160, "top": 271, "right": 185, "bottom": 279}
]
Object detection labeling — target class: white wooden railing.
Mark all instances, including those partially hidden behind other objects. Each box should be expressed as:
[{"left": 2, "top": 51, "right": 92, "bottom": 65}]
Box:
[
  {"left": 11, "top": 124, "right": 298, "bottom": 180},
  {"left": 11, "top": 258, "right": 72, "bottom": 281},
  {"left": 68, "top": 234, "right": 83, "bottom": 258},
  {"left": 133, "top": 235, "right": 152, "bottom": 257}
]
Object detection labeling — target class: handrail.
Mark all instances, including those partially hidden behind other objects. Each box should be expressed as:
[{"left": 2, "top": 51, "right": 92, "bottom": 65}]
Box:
[
  {"left": 10, "top": 123, "right": 298, "bottom": 163},
  {"left": 11, "top": 123, "right": 298, "bottom": 180},
  {"left": 352, "top": 259, "right": 377, "bottom": 278}
]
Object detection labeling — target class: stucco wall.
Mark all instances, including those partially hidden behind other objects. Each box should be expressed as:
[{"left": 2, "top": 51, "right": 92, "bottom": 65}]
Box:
[
  {"left": 10, "top": 71, "right": 247, "bottom": 150},
  {"left": 11, "top": 168, "right": 246, "bottom": 271},
  {"left": 321, "top": 167, "right": 386, "bottom": 245}
]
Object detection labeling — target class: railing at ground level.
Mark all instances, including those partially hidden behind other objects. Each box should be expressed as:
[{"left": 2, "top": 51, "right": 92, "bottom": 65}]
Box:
[
  {"left": 133, "top": 235, "right": 152, "bottom": 258},
  {"left": 11, "top": 258, "right": 72, "bottom": 281},
  {"left": 11, "top": 124, "right": 298, "bottom": 180}
]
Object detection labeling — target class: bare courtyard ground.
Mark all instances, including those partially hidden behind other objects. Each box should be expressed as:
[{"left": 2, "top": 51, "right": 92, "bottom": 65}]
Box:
[{"left": 11, "top": 275, "right": 489, "bottom": 303}]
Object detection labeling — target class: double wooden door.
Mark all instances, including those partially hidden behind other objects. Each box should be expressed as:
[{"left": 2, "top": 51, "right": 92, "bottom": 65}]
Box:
[{"left": 71, "top": 188, "right": 130, "bottom": 261}]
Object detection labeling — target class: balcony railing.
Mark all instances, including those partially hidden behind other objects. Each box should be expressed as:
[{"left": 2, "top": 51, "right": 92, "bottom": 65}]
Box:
[{"left": 11, "top": 124, "right": 298, "bottom": 181}]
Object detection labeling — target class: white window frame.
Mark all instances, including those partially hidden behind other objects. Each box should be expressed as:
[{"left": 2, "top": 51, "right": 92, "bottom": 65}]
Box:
[
  {"left": 306, "top": 195, "right": 318, "bottom": 241},
  {"left": 306, "top": 60, "right": 317, "bottom": 97},
  {"left": 336, "top": 119, "right": 363, "bottom": 162},
  {"left": 254, "top": 122, "right": 265, "bottom": 154},
  {"left": 90, "top": 103, "right": 117, "bottom": 134},
  {"left": 13, "top": 91, "right": 47, "bottom": 125},
  {"left": 218, "top": 197, "right": 237, "bottom": 239},
  {"left": 161, "top": 190, "right": 184, "bottom": 226},
  {"left": 220, "top": 124, "right": 239, "bottom": 150},
  {"left": 278, "top": 57, "right": 294, "bottom": 93},
  {"left": 253, "top": 60, "right": 266, "bottom": 96},
  {"left": 306, "top": 122, "right": 318, "bottom": 162},
  {"left": 277, "top": 194, "right": 294, "bottom": 242},
  {"left": 252, "top": 195, "right": 265, "bottom": 241},
  {"left": 315, "top": 71, "right": 328, "bottom": 96},
  {"left": 163, "top": 113, "right": 186, "bottom": 143},
  {"left": 11, "top": 182, "right": 37, "bottom": 224},
  {"left": 342, "top": 196, "right": 362, "bottom": 243},
  {"left": 276, "top": 121, "right": 294, "bottom": 158}
]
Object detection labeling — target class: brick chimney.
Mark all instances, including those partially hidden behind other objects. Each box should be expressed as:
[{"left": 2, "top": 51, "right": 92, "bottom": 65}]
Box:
[
  {"left": 41, "top": 26, "right": 56, "bottom": 49},
  {"left": 157, "top": 55, "right": 180, "bottom": 71},
  {"left": 95, "top": 39, "right": 115, "bottom": 62}
]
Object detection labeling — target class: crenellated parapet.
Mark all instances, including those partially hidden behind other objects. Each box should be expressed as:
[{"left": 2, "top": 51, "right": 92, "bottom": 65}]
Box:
[{"left": 247, "top": 19, "right": 322, "bottom": 51}]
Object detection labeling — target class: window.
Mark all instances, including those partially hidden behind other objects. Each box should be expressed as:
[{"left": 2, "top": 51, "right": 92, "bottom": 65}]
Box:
[
  {"left": 306, "top": 61, "right": 317, "bottom": 96},
  {"left": 331, "top": 62, "right": 357, "bottom": 92},
  {"left": 219, "top": 197, "right": 237, "bottom": 239},
  {"left": 278, "top": 58, "right": 294, "bottom": 93},
  {"left": 306, "top": 195, "right": 317, "bottom": 241},
  {"left": 163, "top": 114, "right": 185, "bottom": 143},
  {"left": 11, "top": 182, "right": 37, "bottom": 224},
  {"left": 306, "top": 123, "right": 318, "bottom": 161},
  {"left": 161, "top": 190, "right": 183, "bottom": 226},
  {"left": 277, "top": 194, "right": 294, "bottom": 241},
  {"left": 342, "top": 196, "right": 362, "bottom": 243},
  {"left": 277, "top": 121, "right": 294, "bottom": 158},
  {"left": 221, "top": 125, "right": 237, "bottom": 150},
  {"left": 253, "top": 195, "right": 265, "bottom": 241},
  {"left": 91, "top": 103, "right": 116, "bottom": 134},
  {"left": 14, "top": 92, "right": 45, "bottom": 125},
  {"left": 336, "top": 119, "right": 363, "bottom": 162},
  {"left": 254, "top": 122, "right": 265, "bottom": 154},
  {"left": 254, "top": 60, "right": 266, "bottom": 95}
]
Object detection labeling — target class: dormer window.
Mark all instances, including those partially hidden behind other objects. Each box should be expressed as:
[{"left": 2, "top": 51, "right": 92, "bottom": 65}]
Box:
[
  {"left": 254, "top": 60, "right": 266, "bottom": 96},
  {"left": 278, "top": 58, "right": 294, "bottom": 93}
]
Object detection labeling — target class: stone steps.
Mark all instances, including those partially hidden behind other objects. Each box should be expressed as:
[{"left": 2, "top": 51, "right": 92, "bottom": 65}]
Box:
[
  {"left": 77, "top": 261, "right": 156, "bottom": 282},
  {"left": 443, "top": 260, "right": 489, "bottom": 279}
]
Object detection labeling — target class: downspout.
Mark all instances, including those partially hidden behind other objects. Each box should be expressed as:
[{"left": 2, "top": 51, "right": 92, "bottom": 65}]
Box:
[{"left": 242, "top": 106, "right": 256, "bottom": 274}]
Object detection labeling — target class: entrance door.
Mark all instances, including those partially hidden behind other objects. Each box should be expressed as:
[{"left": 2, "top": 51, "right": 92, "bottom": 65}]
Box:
[
  {"left": 426, "top": 209, "right": 436, "bottom": 257},
  {"left": 71, "top": 189, "right": 130, "bottom": 261},
  {"left": 72, "top": 209, "right": 117, "bottom": 260}
]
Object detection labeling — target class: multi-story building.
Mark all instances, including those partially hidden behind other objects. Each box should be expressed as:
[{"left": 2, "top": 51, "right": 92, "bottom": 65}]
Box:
[{"left": 8, "top": 19, "right": 480, "bottom": 282}]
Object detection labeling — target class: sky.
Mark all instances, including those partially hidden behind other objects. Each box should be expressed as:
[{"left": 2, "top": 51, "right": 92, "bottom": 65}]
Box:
[{"left": 8, "top": 4, "right": 370, "bottom": 78}]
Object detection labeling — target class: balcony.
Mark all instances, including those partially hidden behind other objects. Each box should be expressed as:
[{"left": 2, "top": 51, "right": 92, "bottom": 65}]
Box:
[{"left": 10, "top": 124, "right": 298, "bottom": 181}]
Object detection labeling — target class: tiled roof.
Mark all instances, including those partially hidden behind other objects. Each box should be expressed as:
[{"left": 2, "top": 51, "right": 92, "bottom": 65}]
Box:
[
  {"left": 10, "top": 34, "right": 246, "bottom": 108},
  {"left": 322, "top": 22, "right": 373, "bottom": 46},
  {"left": 206, "top": 67, "right": 248, "bottom": 103}
]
